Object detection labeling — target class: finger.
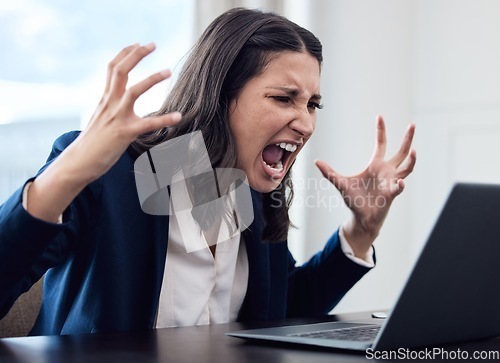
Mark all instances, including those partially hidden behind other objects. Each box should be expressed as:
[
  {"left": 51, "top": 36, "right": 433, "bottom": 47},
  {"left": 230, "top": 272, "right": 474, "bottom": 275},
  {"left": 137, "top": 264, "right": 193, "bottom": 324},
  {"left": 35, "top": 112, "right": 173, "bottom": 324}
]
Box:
[
  {"left": 372, "top": 115, "right": 387, "bottom": 160},
  {"left": 390, "top": 179, "right": 405, "bottom": 197},
  {"left": 104, "top": 44, "right": 140, "bottom": 94},
  {"left": 124, "top": 69, "right": 172, "bottom": 104},
  {"left": 131, "top": 111, "right": 183, "bottom": 136},
  {"left": 396, "top": 149, "right": 417, "bottom": 179},
  {"left": 314, "top": 159, "right": 347, "bottom": 192},
  {"left": 384, "top": 178, "right": 405, "bottom": 201},
  {"left": 389, "top": 123, "right": 416, "bottom": 167},
  {"left": 109, "top": 42, "right": 157, "bottom": 96}
]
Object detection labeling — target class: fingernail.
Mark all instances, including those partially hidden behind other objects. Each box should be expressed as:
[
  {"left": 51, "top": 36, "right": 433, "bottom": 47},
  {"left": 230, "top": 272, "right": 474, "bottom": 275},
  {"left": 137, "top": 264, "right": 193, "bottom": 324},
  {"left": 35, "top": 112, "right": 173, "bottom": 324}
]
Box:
[
  {"left": 171, "top": 112, "right": 182, "bottom": 122},
  {"left": 144, "top": 42, "right": 156, "bottom": 51},
  {"left": 160, "top": 69, "right": 171, "bottom": 78}
]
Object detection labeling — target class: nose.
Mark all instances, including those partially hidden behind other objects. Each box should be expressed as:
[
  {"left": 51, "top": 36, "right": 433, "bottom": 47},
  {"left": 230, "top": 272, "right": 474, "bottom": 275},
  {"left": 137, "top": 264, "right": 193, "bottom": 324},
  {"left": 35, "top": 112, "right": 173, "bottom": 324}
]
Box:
[{"left": 288, "top": 111, "right": 315, "bottom": 138}]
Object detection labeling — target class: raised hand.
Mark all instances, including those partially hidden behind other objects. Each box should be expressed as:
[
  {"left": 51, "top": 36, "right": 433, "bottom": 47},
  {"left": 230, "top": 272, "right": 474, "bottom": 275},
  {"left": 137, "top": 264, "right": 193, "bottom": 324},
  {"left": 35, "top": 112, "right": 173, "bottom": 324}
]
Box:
[
  {"left": 75, "top": 43, "right": 182, "bottom": 182},
  {"left": 27, "top": 43, "right": 182, "bottom": 223},
  {"left": 315, "top": 115, "right": 416, "bottom": 258}
]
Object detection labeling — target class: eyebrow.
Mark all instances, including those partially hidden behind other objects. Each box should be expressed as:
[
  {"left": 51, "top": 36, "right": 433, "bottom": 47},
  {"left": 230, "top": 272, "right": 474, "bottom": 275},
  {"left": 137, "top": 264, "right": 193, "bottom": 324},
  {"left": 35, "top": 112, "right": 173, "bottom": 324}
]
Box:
[{"left": 267, "top": 86, "right": 322, "bottom": 101}]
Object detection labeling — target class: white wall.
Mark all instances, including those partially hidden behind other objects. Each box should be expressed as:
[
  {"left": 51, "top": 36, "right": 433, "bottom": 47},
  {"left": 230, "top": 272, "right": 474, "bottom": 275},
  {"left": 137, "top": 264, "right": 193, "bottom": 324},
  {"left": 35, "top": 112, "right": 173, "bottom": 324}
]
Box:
[
  {"left": 300, "top": 0, "right": 414, "bottom": 314},
  {"left": 297, "top": 0, "right": 500, "bottom": 314},
  {"left": 411, "top": 0, "right": 500, "bottom": 258}
]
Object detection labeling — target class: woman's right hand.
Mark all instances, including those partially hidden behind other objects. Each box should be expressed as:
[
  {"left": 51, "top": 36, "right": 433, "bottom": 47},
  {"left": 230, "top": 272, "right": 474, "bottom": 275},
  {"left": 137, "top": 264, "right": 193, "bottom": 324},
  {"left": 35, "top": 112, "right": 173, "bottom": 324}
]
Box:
[
  {"left": 74, "top": 43, "right": 182, "bottom": 183},
  {"left": 26, "top": 43, "right": 182, "bottom": 223}
]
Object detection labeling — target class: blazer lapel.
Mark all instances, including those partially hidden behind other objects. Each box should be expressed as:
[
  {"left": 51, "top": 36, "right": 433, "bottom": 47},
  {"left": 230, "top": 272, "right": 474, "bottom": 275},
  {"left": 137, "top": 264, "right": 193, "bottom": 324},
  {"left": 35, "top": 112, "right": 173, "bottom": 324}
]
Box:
[
  {"left": 150, "top": 214, "right": 169, "bottom": 326},
  {"left": 241, "top": 190, "right": 271, "bottom": 321}
]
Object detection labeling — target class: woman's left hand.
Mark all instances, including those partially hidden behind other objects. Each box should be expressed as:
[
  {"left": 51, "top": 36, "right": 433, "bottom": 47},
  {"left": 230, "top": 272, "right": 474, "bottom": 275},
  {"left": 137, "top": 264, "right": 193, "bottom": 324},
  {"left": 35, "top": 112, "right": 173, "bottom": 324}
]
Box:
[{"left": 315, "top": 115, "right": 416, "bottom": 258}]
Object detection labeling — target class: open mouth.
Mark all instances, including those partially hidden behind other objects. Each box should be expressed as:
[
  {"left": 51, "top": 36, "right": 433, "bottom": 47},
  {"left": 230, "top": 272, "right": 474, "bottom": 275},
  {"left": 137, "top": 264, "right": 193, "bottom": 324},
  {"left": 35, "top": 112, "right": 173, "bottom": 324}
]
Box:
[{"left": 261, "top": 142, "right": 299, "bottom": 174}]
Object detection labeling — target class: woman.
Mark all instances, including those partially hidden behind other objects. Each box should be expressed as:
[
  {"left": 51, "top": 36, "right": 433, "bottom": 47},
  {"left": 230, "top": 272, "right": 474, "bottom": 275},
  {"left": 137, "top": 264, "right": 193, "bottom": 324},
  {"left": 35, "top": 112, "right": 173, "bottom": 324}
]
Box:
[{"left": 0, "top": 8, "right": 415, "bottom": 335}]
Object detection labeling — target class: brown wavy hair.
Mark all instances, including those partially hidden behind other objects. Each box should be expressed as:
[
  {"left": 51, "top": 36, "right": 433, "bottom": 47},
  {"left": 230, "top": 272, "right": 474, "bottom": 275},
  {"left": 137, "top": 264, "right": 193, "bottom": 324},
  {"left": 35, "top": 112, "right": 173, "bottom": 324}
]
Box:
[{"left": 130, "top": 7, "right": 322, "bottom": 242}]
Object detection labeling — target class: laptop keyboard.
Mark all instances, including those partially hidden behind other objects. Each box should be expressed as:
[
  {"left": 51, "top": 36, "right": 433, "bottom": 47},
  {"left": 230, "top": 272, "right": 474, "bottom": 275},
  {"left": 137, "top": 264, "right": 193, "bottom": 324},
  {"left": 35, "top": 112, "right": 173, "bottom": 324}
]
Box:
[{"left": 288, "top": 325, "right": 381, "bottom": 342}]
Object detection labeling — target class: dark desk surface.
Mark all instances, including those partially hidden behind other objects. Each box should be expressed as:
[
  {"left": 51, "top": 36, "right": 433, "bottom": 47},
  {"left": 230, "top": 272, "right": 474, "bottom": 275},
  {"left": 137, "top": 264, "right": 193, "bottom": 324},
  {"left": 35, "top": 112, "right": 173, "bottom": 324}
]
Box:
[{"left": 1, "top": 312, "right": 499, "bottom": 363}]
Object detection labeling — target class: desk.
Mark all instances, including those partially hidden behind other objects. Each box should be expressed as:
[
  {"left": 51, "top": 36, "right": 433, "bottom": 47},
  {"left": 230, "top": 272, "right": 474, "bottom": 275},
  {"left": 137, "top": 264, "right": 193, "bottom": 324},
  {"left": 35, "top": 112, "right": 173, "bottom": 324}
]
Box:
[{"left": 1, "top": 312, "right": 499, "bottom": 363}]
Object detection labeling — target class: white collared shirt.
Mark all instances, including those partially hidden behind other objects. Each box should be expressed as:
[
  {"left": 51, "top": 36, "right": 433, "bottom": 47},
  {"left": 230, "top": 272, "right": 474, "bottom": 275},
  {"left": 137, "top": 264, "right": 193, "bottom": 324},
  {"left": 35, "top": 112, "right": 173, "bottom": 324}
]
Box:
[{"left": 155, "top": 173, "right": 248, "bottom": 328}]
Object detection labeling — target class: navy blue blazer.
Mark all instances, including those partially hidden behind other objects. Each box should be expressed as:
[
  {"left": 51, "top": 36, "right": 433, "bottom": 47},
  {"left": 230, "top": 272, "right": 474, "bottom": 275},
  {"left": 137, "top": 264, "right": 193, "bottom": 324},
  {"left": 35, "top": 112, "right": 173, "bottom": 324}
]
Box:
[{"left": 0, "top": 132, "right": 372, "bottom": 336}]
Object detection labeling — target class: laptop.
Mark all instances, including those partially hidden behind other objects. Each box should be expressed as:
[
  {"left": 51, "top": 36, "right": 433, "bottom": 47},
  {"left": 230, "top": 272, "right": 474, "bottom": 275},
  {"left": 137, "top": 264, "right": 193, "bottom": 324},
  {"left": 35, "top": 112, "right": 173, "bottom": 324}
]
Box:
[{"left": 227, "top": 183, "right": 500, "bottom": 351}]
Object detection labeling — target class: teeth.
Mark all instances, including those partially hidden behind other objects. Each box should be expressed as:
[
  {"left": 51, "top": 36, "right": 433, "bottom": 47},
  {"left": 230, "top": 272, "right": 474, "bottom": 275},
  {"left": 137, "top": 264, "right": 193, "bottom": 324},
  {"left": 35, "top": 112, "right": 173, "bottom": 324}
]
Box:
[
  {"left": 276, "top": 142, "right": 298, "bottom": 153},
  {"left": 265, "top": 160, "right": 283, "bottom": 172}
]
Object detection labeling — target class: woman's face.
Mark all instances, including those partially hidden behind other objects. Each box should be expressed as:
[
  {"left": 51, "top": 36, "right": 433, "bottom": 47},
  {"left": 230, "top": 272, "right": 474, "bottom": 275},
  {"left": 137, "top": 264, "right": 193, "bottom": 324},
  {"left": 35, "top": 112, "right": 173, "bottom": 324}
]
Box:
[{"left": 228, "top": 51, "right": 321, "bottom": 193}]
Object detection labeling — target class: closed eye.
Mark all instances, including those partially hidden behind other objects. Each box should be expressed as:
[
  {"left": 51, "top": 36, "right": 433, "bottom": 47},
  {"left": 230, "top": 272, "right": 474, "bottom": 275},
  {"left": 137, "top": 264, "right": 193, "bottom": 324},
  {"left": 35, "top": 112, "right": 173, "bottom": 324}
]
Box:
[
  {"left": 308, "top": 101, "right": 323, "bottom": 110},
  {"left": 272, "top": 96, "right": 292, "bottom": 104},
  {"left": 271, "top": 96, "right": 323, "bottom": 111}
]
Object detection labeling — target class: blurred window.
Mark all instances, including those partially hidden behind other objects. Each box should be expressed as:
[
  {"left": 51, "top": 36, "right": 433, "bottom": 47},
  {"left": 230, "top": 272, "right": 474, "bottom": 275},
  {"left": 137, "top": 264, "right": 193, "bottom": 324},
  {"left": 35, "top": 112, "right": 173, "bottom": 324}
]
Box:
[{"left": 0, "top": 0, "right": 195, "bottom": 203}]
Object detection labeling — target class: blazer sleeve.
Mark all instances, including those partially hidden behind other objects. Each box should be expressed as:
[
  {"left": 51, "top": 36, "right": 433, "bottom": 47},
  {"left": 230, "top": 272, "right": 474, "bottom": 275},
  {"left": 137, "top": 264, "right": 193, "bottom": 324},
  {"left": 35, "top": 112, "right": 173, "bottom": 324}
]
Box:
[
  {"left": 286, "top": 228, "right": 375, "bottom": 317},
  {"left": 0, "top": 131, "right": 92, "bottom": 318}
]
